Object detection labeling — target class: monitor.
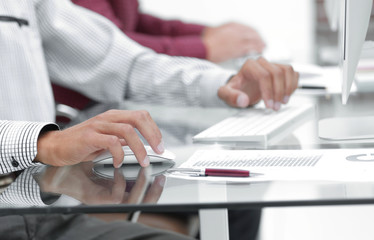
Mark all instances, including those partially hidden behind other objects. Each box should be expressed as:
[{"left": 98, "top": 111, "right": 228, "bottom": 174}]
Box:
[
  {"left": 318, "top": 0, "right": 374, "bottom": 140},
  {"left": 340, "top": 0, "right": 372, "bottom": 104}
]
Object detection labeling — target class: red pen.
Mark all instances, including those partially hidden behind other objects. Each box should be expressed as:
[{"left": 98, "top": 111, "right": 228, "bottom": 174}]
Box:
[{"left": 167, "top": 168, "right": 250, "bottom": 177}]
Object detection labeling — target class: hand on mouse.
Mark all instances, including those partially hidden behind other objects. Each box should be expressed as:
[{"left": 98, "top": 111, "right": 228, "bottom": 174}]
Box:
[
  {"left": 36, "top": 110, "right": 164, "bottom": 168},
  {"left": 218, "top": 57, "right": 299, "bottom": 111}
]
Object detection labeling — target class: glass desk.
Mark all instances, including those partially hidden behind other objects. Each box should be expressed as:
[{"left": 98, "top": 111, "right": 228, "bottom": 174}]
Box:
[{"left": 2, "top": 91, "right": 374, "bottom": 239}]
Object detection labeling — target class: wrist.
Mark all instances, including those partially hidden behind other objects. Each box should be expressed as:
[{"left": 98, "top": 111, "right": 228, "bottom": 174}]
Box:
[
  {"left": 201, "top": 26, "right": 213, "bottom": 38},
  {"left": 201, "top": 27, "right": 216, "bottom": 62},
  {"left": 35, "top": 130, "right": 58, "bottom": 166}
]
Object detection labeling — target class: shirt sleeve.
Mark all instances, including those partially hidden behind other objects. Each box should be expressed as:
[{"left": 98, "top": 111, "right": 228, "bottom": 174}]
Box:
[
  {"left": 0, "top": 121, "right": 59, "bottom": 175},
  {"left": 35, "top": 0, "right": 234, "bottom": 108}
]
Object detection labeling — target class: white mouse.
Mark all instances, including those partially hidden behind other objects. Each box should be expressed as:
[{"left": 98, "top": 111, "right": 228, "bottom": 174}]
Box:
[{"left": 93, "top": 145, "right": 176, "bottom": 165}]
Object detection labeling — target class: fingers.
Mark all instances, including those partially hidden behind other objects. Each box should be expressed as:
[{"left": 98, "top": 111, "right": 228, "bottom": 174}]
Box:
[
  {"left": 231, "top": 58, "right": 298, "bottom": 111},
  {"left": 44, "top": 109, "right": 163, "bottom": 169},
  {"left": 257, "top": 58, "right": 285, "bottom": 111},
  {"left": 218, "top": 84, "right": 250, "bottom": 108},
  {"left": 101, "top": 110, "right": 163, "bottom": 155},
  {"left": 92, "top": 133, "right": 124, "bottom": 168},
  {"left": 94, "top": 122, "right": 149, "bottom": 167},
  {"left": 119, "top": 139, "right": 127, "bottom": 146},
  {"left": 94, "top": 110, "right": 163, "bottom": 167},
  {"left": 117, "top": 124, "right": 149, "bottom": 167},
  {"left": 81, "top": 110, "right": 164, "bottom": 168},
  {"left": 276, "top": 64, "right": 299, "bottom": 102},
  {"left": 237, "top": 24, "right": 266, "bottom": 54},
  {"left": 241, "top": 59, "right": 274, "bottom": 108},
  {"left": 250, "top": 58, "right": 298, "bottom": 110},
  {"left": 244, "top": 32, "right": 266, "bottom": 53},
  {"left": 128, "top": 111, "right": 164, "bottom": 155},
  {"left": 245, "top": 42, "right": 266, "bottom": 54}
]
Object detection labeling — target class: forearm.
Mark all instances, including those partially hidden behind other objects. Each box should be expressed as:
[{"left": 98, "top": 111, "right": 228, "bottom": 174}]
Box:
[
  {"left": 126, "top": 53, "right": 232, "bottom": 107},
  {"left": 37, "top": 0, "right": 233, "bottom": 107}
]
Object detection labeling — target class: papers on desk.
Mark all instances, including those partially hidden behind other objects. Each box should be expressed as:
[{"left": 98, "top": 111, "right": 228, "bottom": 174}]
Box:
[
  {"left": 293, "top": 65, "right": 352, "bottom": 95},
  {"left": 292, "top": 62, "right": 325, "bottom": 79},
  {"left": 168, "top": 148, "right": 374, "bottom": 182},
  {"left": 293, "top": 59, "right": 374, "bottom": 94}
]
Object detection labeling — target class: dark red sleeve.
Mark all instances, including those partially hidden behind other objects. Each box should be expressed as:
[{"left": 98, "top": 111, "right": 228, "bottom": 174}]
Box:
[
  {"left": 72, "top": 0, "right": 125, "bottom": 29},
  {"left": 137, "top": 13, "right": 205, "bottom": 37},
  {"left": 72, "top": 0, "right": 207, "bottom": 58},
  {"left": 125, "top": 31, "right": 207, "bottom": 59}
]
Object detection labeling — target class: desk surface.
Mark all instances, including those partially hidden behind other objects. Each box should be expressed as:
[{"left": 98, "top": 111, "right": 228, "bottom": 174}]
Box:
[{"left": 3, "top": 91, "right": 374, "bottom": 215}]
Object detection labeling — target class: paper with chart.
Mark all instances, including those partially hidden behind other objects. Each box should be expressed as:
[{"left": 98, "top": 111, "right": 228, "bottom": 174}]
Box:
[{"left": 171, "top": 148, "right": 374, "bottom": 182}]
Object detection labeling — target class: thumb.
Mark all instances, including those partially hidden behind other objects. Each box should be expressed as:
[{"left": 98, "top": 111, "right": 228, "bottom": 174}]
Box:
[{"left": 218, "top": 85, "right": 250, "bottom": 108}]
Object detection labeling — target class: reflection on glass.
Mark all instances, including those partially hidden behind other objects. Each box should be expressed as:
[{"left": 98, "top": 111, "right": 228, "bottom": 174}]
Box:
[{"left": 0, "top": 163, "right": 167, "bottom": 209}]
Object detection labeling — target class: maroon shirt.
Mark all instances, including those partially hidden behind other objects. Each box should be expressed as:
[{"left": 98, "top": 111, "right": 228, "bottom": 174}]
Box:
[{"left": 72, "top": 0, "right": 207, "bottom": 59}]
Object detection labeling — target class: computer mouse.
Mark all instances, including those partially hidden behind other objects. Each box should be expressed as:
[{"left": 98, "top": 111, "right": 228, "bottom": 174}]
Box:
[
  {"left": 92, "top": 146, "right": 175, "bottom": 180},
  {"left": 93, "top": 145, "right": 176, "bottom": 165}
]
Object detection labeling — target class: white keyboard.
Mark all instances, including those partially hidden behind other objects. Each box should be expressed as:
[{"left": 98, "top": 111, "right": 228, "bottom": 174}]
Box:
[{"left": 193, "top": 104, "right": 314, "bottom": 145}]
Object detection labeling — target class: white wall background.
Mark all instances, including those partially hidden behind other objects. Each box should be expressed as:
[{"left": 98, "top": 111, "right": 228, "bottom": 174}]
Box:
[{"left": 139, "top": 0, "right": 317, "bottom": 63}]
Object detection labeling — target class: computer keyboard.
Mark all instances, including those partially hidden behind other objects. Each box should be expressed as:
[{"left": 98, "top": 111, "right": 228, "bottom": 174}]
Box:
[{"left": 193, "top": 104, "right": 314, "bottom": 145}]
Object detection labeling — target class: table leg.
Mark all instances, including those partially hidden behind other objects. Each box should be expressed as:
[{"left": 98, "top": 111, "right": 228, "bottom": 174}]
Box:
[{"left": 199, "top": 209, "right": 229, "bottom": 240}]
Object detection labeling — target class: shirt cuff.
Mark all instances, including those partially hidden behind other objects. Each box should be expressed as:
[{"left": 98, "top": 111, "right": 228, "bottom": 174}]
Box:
[
  {"left": 180, "top": 23, "right": 205, "bottom": 35},
  {"left": 0, "top": 121, "right": 59, "bottom": 174},
  {"left": 199, "top": 69, "right": 236, "bottom": 108}
]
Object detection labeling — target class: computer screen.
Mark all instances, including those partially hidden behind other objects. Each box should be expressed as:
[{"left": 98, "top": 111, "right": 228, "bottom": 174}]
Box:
[
  {"left": 318, "top": 0, "right": 374, "bottom": 140},
  {"left": 340, "top": 0, "right": 372, "bottom": 104}
]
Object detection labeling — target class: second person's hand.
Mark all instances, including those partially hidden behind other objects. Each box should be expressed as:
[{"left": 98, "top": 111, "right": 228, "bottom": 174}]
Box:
[{"left": 203, "top": 22, "right": 266, "bottom": 63}]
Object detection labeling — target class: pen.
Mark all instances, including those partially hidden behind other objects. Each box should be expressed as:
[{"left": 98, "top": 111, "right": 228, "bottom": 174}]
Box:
[
  {"left": 167, "top": 168, "right": 250, "bottom": 177},
  {"left": 298, "top": 85, "right": 326, "bottom": 90}
]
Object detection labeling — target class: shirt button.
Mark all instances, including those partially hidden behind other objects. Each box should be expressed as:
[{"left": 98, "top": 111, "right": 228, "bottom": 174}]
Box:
[{"left": 11, "top": 157, "right": 19, "bottom": 167}]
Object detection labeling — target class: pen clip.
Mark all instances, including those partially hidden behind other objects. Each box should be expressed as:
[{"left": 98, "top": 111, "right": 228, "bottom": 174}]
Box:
[{"left": 166, "top": 168, "right": 204, "bottom": 176}]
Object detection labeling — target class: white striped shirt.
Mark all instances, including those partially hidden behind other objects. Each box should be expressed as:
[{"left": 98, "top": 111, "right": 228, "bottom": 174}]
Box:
[{"left": 0, "top": 0, "right": 233, "bottom": 174}]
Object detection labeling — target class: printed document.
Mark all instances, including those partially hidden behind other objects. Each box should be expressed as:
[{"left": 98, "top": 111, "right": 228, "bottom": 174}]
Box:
[{"left": 172, "top": 148, "right": 374, "bottom": 182}]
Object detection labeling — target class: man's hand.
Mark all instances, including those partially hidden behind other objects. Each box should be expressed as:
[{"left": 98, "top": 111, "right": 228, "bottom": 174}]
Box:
[
  {"left": 36, "top": 110, "right": 164, "bottom": 168},
  {"left": 218, "top": 57, "right": 299, "bottom": 111},
  {"left": 203, "top": 22, "right": 266, "bottom": 63}
]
